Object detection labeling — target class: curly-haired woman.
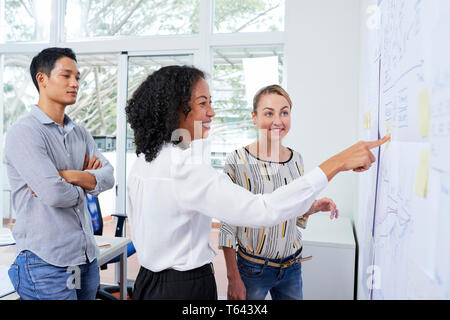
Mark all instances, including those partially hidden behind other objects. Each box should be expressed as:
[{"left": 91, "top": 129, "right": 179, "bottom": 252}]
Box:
[{"left": 125, "top": 65, "right": 389, "bottom": 300}]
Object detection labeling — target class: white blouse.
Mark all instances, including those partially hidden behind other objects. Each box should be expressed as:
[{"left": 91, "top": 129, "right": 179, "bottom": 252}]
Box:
[{"left": 126, "top": 139, "right": 328, "bottom": 272}]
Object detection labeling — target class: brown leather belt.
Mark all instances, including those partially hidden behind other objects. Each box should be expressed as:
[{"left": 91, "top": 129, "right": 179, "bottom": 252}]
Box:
[{"left": 238, "top": 248, "right": 312, "bottom": 269}]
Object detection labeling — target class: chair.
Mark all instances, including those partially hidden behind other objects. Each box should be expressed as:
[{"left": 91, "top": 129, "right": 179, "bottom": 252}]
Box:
[{"left": 85, "top": 194, "right": 136, "bottom": 300}]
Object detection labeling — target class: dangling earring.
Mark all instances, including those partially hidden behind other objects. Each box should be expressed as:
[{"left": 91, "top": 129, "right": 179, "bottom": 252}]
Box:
[{"left": 183, "top": 103, "right": 191, "bottom": 119}]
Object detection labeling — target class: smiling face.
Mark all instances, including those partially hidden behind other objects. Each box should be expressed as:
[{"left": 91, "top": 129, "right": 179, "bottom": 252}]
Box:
[
  {"left": 178, "top": 78, "right": 215, "bottom": 141},
  {"left": 252, "top": 93, "right": 291, "bottom": 143},
  {"left": 37, "top": 56, "right": 80, "bottom": 106}
]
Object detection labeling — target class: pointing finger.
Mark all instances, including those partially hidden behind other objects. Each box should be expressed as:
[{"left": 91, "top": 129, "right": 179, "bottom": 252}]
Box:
[{"left": 366, "top": 134, "right": 391, "bottom": 149}]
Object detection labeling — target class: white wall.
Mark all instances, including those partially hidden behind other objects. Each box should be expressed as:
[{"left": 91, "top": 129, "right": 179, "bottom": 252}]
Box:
[{"left": 284, "top": 0, "right": 361, "bottom": 221}]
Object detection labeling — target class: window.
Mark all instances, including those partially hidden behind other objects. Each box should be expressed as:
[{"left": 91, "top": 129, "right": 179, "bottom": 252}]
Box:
[
  {"left": 66, "top": 54, "right": 119, "bottom": 137},
  {"left": 64, "top": 0, "right": 200, "bottom": 40},
  {"left": 2, "top": 54, "right": 38, "bottom": 133},
  {"left": 214, "top": 0, "right": 285, "bottom": 33},
  {"left": 65, "top": 54, "right": 120, "bottom": 216},
  {"left": 1, "top": 0, "right": 52, "bottom": 42},
  {"left": 0, "top": 0, "right": 286, "bottom": 221},
  {"left": 211, "top": 45, "right": 284, "bottom": 167},
  {"left": 1, "top": 53, "right": 39, "bottom": 225}
]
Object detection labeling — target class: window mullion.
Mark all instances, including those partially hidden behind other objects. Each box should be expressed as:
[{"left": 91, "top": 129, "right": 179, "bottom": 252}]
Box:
[
  {"left": 196, "top": 0, "right": 212, "bottom": 75},
  {"left": 0, "top": 0, "right": 5, "bottom": 43},
  {"left": 50, "top": 0, "right": 64, "bottom": 45},
  {"left": 115, "top": 53, "right": 128, "bottom": 218}
]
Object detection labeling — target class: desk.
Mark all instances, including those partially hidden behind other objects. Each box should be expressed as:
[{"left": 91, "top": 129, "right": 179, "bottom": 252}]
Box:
[
  {"left": 0, "top": 235, "right": 131, "bottom": 300},
  {"left": 95, "top": 235, "right": 131, "bottom": 300}
]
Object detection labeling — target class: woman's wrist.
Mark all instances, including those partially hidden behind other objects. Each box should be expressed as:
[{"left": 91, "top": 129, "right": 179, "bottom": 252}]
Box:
[
  {"left": 307, "top": 200, "right": 318, "bottom": 215},
  {"left": 227, "top": 270, "right": 241, "bottom": 281},
  {"left": 319, "top": 154, "right": 345, "bottom": 181}
]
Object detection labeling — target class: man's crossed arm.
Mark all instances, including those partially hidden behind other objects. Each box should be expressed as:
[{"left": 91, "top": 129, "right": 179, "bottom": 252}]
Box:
[{"left": 31, "top": 154, "right": 102, "bottom": 197}]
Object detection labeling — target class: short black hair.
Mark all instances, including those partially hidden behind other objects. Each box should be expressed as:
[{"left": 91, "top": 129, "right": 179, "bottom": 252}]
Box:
[
  {"left": 126, "top": 65, "right": 205, "bottom": 162},
  {"left": 30, "top": 47, "right": 77, "bottom": 92}
]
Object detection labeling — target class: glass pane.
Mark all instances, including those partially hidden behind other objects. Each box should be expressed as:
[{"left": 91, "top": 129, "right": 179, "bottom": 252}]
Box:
[
  {"left": 3, "top": 54, "right": 39, "bottom": 133},
  {"left": 66, "top": 54, "right": 119, "bottom": 216},
  {"left": 211, "top": 46, "right": 284, "bottom": 167},
  {"left": 1, "top": 0, "right": 52, "bottom": 42},
  {"left": 65, "top": 0, "right": 200, "bottom": 40},
  {"left": 2, "top": 54, "right": 38, "bottom": 219},
  {"left": 67, "top": 54, "right": 119, "bottom": 137},
  {"left": 214, "top": 0, "right": 284, "bottom": 33}
]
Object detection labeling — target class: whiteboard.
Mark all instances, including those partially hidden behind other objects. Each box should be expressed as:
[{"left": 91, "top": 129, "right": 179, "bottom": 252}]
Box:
[{"left": 358, "top": 0, "right": 450, "bottom": 300}]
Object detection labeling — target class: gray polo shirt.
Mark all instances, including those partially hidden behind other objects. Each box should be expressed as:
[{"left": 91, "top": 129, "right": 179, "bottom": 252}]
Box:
[{"left": 4, "top": 105, "right": 115, "bottom": 267}]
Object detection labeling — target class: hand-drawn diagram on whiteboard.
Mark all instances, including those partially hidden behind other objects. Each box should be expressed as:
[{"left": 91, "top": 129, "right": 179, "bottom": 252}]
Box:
[{"left": 358, "top": 0, "right": 450, "bottom": 300}]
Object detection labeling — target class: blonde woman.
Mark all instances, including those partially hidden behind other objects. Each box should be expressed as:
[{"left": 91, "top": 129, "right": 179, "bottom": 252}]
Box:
[{"left": 219, "top": 85, "right": 338, "bottom": 300}]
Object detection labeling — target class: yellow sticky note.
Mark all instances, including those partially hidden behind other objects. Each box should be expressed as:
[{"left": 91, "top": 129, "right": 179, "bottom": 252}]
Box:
[
  {"left": 364, "top": 110, "right": 372, "bottom": 129},
  {"left": 362, "top": 234, "right": 374, "bottom": 251},
  {"left": 385, "top": 121, "right": 392, "bottom": 145},
  {"left": 414, "top": 149, "right": 430, "bottom": 197},
  {"left": 386, "top": 121, "right": 392, "bottom": 135},
  {"left": 418, "top": 89, "right": 431, "bottom": 137}
]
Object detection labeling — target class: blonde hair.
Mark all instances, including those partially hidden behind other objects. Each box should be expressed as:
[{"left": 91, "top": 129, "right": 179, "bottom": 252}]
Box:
[{"left": 252, "top": 84, "right": 292, "bottom": 113}]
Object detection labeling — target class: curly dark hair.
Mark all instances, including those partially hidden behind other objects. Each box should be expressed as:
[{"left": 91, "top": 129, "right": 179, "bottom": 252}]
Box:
[{"left": 126, "top": 65, "right": 205, "bottom": 162}]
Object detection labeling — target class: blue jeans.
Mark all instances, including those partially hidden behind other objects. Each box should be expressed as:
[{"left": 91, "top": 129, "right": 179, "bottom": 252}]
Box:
[
  {"left": 237, "top": 248, "right": 303, "bottom": 300},
  {"left": 8, "top": 250, "right": 99, "bottom": 300}
]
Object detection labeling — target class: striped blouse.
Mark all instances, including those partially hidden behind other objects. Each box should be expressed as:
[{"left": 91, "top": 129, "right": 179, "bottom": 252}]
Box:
[{"left": 218, "top": 146, "right": 309, "bottom": 259}]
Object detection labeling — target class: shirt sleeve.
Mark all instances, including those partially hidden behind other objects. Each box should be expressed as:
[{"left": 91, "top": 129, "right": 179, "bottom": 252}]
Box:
[
  {"left": 171, "top": 144, "right": 328, "bottom": 228},
  {"left": 5, "top": 124, "right": 84, "bottom": 208},
  {"left": 81, "top": 127, "right": 115, "bottom": 196},
  {"left": 218, "top": 153, "right": 239, "bottom": 250}
]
